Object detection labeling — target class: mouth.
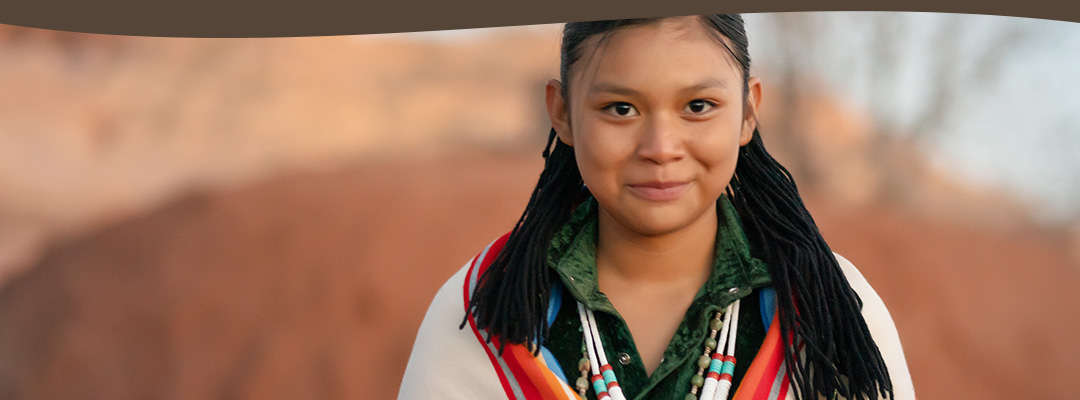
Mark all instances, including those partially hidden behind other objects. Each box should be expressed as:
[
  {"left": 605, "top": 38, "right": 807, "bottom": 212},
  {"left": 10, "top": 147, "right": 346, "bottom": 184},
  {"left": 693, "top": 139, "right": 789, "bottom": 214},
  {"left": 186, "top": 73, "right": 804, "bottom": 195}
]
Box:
[{"left": 627, "top": 181, "right": 692, "bottom": 202}]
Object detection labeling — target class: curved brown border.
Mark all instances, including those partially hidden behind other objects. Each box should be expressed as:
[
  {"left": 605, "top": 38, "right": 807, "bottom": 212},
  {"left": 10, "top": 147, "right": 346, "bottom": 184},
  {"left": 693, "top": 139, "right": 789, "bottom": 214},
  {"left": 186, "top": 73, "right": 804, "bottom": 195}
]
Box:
[{"left": 0, "top": 0, "right": 1078, "bottom": 38}]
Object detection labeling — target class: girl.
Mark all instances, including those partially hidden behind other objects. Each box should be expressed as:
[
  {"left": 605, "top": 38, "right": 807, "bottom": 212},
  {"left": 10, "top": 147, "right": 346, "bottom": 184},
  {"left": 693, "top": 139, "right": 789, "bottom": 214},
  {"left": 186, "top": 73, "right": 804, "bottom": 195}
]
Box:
[{"left": 399, "top": 15, "right": 914, "bottom": 400}]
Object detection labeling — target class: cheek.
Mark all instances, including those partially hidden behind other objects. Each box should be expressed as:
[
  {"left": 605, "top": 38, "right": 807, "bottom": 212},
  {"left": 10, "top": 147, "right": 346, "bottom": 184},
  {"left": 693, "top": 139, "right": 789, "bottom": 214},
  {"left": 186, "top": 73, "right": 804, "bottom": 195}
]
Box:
[
  {"left": 689, "top": 121, "right": 744, "bottom": 183},
  {"left": 572, "top": 123, "right": 633, "bottom": 184},
  {"left": 573, "top": 144, "right": 605, "bottom": 185}
]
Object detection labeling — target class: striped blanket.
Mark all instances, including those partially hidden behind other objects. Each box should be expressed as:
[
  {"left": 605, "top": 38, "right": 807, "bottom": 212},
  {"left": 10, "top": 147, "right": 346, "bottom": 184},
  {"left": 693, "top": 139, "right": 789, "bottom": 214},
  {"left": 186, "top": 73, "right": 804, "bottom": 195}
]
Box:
[{"left": 399, "top": 234, "right": 915, "bottom": 399}]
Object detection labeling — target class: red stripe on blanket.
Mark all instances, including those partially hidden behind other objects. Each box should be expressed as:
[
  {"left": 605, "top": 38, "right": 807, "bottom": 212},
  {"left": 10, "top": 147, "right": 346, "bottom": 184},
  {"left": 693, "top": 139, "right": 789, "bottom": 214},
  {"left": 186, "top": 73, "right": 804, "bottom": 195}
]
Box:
[
  {"left": 733, "top": 313, "right": 788, "bottom": 400},
  {"left": 463, "top": 233, "right": 514, "bottom": 397},
  {"left": 503, "top": 342, "right": 561, "bottom": 399},
  {"left": 464, "top": 232, "right": 582, "bottom": 400},
  {"left": 462, "top": 231, "right": 796, "bottom": 400}
]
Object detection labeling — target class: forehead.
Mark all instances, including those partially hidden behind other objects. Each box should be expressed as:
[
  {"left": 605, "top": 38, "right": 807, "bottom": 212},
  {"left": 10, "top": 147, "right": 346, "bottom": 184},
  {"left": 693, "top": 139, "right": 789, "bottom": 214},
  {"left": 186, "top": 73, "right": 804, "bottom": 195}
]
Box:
[{"left": 569, "top": 17, "right": 742, "bottom": 91}]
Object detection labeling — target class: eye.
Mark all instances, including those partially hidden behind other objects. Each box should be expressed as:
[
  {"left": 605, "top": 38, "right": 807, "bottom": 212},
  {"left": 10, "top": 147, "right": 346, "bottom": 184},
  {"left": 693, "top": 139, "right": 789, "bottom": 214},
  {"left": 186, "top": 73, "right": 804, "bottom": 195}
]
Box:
[
  {"left": 685, "top": 99, "right": 717, "bottom": 114},
  {"left": 603, "top": 102, "right": 639, "bottom": 117}
]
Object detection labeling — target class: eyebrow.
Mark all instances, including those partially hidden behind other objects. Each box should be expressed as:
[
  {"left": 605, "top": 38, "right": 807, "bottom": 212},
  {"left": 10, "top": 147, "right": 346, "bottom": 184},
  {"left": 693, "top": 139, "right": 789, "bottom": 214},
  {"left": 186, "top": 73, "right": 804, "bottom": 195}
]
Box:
[
  {"left": 683, "top": 78, "right": 730, "bottom": 92},
  {"left": 588, "top": 78, "right": 730, "bottom": 96},
  {"left": 589, "top": 82, "right": 641, "bottom": 97}
]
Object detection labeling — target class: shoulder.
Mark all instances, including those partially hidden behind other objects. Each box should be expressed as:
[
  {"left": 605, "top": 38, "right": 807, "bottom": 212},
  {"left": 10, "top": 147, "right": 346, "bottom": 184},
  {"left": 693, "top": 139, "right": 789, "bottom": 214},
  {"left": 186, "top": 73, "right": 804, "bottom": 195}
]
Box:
[
  {"left": 832, "top": 253, "right": 917, "bottom": 400},
  {"left": 398, "top": 257, "right": 504, "bottom": 399}
]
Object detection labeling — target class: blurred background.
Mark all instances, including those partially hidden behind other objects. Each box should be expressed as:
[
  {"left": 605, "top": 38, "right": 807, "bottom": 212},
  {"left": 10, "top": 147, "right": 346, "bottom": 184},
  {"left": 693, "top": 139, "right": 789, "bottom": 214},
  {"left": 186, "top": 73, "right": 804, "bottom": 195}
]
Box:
[{"left": 0, "top": 12, "right": 1078, "bottom": 400}]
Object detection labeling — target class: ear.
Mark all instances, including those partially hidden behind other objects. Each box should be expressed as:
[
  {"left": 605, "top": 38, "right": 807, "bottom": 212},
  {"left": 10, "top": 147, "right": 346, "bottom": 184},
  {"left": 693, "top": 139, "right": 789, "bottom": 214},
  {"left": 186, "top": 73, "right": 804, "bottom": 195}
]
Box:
[
  {"left": 740, "top": 76, "right": 763, "bottom": 146},
  {"left": 545, "top": 79, "right": 573, "bottom": 146}
]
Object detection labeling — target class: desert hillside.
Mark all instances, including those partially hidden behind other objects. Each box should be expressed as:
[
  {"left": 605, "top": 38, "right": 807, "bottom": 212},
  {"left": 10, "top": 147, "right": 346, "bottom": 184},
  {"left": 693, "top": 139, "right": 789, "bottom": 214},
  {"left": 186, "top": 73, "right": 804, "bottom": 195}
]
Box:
[
  {"left": 1, "top": 24, "right": 1079, "bottom": 400},
  {"left": 1, "top": 151, "right": 1078, "bottom": 399}
]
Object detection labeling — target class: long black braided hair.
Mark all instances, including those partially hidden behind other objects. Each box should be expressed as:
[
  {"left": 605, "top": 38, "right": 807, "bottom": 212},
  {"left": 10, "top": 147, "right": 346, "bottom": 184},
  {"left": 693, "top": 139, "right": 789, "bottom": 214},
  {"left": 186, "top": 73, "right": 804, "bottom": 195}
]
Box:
[{"left": 463, "top": 15, "right": 893, "bottom": 400}]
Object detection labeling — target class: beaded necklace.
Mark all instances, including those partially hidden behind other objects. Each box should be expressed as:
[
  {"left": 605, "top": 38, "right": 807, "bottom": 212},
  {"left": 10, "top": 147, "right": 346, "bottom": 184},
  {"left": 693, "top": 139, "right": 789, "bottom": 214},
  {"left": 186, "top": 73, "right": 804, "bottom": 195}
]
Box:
[{"left": 574, "top": 298, "right": 743, "bottom": 400}]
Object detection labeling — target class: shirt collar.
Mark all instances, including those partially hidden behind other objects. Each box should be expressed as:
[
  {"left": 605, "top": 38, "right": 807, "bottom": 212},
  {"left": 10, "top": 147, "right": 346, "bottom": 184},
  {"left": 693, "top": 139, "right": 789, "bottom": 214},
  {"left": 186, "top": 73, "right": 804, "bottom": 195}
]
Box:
[{"left": 547, "top": 193, "right": 771, "bottom": 314}]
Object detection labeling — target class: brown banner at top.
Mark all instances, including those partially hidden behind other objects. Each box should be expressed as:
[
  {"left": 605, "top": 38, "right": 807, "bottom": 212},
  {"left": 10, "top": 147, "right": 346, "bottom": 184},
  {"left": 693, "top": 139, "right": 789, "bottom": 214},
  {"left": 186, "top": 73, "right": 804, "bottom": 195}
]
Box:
[{"left": 0, "top": 0, "right": 1077, "bottom": 37}]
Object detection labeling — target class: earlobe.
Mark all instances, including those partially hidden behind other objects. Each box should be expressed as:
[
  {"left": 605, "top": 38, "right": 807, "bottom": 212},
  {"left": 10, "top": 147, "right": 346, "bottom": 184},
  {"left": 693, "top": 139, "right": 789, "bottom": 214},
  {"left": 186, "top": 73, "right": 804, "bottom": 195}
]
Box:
[
  {"left": 740, "top": 76, "right": 763, "bottom": 146},
  {"left": 545, "top": 79, "right": 573, "bottom": 146}
]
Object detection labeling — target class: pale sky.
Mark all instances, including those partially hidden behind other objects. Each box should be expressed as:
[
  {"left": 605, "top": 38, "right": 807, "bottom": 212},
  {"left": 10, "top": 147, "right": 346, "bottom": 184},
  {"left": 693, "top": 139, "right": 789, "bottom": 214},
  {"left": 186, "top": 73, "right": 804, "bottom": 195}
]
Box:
[
  {"left": 389, "top": 14, "right": 1080, "bottom": 223},
  {"left": 745, "top": 13, "right": 1080, "bottom": 223}
]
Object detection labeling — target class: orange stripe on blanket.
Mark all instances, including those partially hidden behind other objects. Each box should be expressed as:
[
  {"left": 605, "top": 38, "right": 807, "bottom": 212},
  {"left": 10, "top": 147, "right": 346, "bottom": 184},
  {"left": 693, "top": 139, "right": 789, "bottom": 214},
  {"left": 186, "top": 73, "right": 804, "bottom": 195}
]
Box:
[
  {"left": 464, "top": 232, "right": 582, "bottom": 400},
  {"left": 733, "top": 313, "right": 788, "bottom": 400},
  {"left": 503, "top": 343, "right": 582, "bottom": 400}
]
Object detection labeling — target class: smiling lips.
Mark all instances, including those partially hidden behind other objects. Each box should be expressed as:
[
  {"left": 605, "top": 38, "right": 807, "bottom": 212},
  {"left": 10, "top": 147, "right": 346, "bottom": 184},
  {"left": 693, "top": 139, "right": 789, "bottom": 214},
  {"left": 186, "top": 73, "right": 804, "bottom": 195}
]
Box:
[{"left": 627, "top": 180, "right": 692, "bottom": 202}]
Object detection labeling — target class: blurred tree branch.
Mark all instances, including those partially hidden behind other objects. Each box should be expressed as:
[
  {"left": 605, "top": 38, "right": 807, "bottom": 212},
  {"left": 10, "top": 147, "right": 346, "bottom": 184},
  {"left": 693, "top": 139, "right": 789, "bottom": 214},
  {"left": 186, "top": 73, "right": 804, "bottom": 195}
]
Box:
[{"left": 760, "top": 12, "right": 1041, "bottom": 206}]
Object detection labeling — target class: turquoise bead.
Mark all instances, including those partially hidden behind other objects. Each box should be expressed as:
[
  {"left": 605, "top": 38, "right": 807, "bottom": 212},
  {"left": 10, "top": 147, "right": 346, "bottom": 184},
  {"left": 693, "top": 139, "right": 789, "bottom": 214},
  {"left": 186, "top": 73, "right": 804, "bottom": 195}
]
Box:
[
  {"left": 697, "top": 355, "right": 711, "bottom": 369},
  {"left": 592, "top": 379, "right": 607, "bottom": 396},
  {"left": 709, "top": 359, "right": 724, "bottom": 373},
  {"left": 602, "top": 369, "right": 617, "bottom": 383},
  {"left": 722, "top": 361, "right": 736, "bottom": 375}
]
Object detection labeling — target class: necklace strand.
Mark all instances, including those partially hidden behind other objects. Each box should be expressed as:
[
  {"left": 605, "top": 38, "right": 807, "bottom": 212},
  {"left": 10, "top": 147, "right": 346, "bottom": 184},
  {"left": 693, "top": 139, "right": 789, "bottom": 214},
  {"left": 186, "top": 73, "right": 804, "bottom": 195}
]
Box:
[
  {"left": 578, "top": 303, "right": 628, "bottom": 400},
  {"left": 576, "top": 298, "right": 742, "bottom": 400}
]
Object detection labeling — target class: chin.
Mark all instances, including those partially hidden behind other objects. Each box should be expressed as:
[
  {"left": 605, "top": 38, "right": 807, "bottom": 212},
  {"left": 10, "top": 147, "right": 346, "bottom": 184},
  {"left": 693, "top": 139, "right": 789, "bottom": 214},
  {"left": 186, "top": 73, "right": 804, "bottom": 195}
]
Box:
[
  {"left": 596, "top": 194, "right": 718, "bottom": 238},
  {"left": 624, "top": 210, "right": 699, "bottom": 237}
]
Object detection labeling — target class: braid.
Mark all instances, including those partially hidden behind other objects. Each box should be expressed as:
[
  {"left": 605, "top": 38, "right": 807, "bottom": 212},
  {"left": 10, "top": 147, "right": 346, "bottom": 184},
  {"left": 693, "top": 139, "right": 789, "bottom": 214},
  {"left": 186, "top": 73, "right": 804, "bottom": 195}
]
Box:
[
  {"left": 464, "top": 15, "right": 895, "bottom": 400},
  {"left": 728, "top": 130, "right": 893, "bottom": 400},
  {"left": 462, "top": 129, "right": 582, "bottom": 354}
]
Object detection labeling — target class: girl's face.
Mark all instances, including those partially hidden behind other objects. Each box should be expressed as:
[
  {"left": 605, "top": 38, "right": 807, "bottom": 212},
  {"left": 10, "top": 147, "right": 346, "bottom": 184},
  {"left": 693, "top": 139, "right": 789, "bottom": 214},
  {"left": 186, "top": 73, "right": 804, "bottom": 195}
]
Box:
[{"left": 546, "top": 17, "right": 762, "bottom": 238}]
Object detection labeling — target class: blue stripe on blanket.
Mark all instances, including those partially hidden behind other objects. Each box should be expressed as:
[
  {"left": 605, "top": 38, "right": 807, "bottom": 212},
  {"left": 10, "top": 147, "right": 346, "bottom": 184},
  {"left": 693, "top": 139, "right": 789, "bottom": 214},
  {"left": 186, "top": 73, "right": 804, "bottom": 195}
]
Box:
[
  {"left": 539, "top": 282, "right": 570, "bottom": 384},
  {"left": 760, "top": 287, "right": 776, "bottom": 330}
]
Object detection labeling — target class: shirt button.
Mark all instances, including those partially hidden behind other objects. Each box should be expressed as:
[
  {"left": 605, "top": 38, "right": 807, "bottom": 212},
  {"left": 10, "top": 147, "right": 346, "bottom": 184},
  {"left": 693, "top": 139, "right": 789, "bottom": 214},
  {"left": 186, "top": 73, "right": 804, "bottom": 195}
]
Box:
[
  {"left": 617, "top": 353, "right": 632, "bottom": 365},
  {"left": 727, "top": 287, "right": 739, "bottom": 295}
]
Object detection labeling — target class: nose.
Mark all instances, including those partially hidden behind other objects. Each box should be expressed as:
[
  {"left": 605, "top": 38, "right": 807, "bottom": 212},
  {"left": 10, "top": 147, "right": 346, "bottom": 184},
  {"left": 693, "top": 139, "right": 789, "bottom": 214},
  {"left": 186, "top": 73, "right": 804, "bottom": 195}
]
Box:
[{"left": 636, "top": 113, "right": 685, "bottom": 164}]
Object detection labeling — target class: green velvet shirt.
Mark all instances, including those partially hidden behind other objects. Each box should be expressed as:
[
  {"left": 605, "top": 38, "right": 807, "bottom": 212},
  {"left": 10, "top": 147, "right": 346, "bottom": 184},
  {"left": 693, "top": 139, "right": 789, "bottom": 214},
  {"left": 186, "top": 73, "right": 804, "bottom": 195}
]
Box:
[{"left": 545, "top": 194, "right": 773, "bottom": 400}]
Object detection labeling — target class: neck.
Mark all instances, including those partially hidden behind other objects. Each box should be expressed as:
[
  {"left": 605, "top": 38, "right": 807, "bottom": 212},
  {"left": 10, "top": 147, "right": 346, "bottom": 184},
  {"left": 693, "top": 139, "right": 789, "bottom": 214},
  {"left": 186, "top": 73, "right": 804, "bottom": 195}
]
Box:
[{"left": 595, "top": 207, "right": 718, "bottom": 290}]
